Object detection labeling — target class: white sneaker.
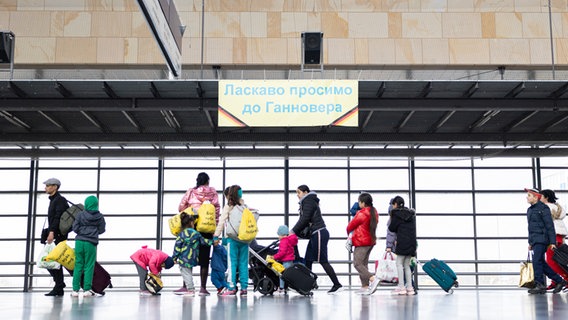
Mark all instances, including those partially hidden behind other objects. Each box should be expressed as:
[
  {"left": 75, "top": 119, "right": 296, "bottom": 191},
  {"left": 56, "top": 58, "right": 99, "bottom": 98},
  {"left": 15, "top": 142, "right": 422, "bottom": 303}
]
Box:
[
  {"left": 369, "top": 277, "right": 381, "bottom": 295},
  {"left": 83, "top": 290, "right": 96, "bottom": 297},
  {"left": 71, "top": 291, "right": 79, "bottom": 297},
  {"left": 391, "top": 288, "right": 406, "bottom": 295}
]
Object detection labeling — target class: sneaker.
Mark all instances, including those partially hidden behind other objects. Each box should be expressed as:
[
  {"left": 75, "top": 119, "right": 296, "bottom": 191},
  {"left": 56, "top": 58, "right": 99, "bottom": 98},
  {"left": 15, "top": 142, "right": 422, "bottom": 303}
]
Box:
[
  {"left": 240, "top": 290, "right": 248, "bottom": 297},
  {"left": 327, "top": 284, "right": 343, "bottom": 294},
  {"left": 217, "top": 287, "right": 225, "bottom": 295},
  {"left": 274, "top": 288, "right": 286, "bottom": 295},
  {"left": 528, "top": 284, "right": 546, "bottom": 294},
  {"left": 199, "top": 288, "right": 211, "bottom": 296},
  {"left": 369, "top": 277, "right": 380, "bottom": 295},
  {"left": 173, "top": 287, "right": 188, "bottom": 295},
  {"left": 406, "top": 288, "right": 416, "bottom": 295},
  {"left": 45, "top": 288, "right": 64, "bottom": 297},
  {"left": 184, "top": 290, "right": 195, "bottom": 297},
  {"left": 546, "top": 281, "right": 557, "bottom": 291},
  {"left": 553, "top": 280, "right": 567, "bottom": 294},
  {"left": 140, "top": 290, "right": 153, "bottom": 296},
  {"left": 71, "top": 291, "right": 80, "bottom": 297},
  {"left": 392, "top": 288, "right": 407, "bottom": 295},
  {"left": 355, "top": 288, "right": 369, "bottom": 295},
  {"left": 220, "top": 289, "right": 237, "bottom": 296},
  {"left": 562, "top": 284, "right": 568, "bottom": 293},
  {"left": 83, "top": 290, "right": 96, "bottom": 297}
]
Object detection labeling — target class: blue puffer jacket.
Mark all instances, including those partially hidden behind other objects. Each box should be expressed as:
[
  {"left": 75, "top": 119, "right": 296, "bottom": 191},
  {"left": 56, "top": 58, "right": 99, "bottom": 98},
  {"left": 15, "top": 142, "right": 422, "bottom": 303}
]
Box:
[{"left": 527, "top": 201, "right": 556, "bottom": 246}]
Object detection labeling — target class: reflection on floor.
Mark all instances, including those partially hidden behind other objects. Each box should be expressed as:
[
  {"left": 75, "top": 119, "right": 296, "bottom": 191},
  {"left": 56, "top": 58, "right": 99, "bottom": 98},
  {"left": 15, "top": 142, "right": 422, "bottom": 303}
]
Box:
[{"left": 5, "top": 288, "right": 568, "bottom": 320}]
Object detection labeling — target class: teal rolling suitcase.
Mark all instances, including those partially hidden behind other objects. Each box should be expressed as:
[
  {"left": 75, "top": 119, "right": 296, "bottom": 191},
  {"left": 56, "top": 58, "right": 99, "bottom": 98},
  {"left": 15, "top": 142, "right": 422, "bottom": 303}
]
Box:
[{"left": 422, "top": 258, "right": 459, "bottom": 293}]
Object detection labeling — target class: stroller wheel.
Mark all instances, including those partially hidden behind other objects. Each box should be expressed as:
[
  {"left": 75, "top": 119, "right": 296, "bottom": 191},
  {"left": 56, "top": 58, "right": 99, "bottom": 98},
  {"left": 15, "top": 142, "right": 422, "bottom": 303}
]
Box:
[{"left": 257, "top": 277, "right": 275, "bottom": 295}]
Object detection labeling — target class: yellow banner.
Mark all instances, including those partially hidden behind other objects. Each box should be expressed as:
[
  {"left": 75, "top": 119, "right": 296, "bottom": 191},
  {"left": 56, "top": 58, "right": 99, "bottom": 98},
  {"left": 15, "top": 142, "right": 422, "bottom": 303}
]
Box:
[{"left": 218, "top": 80, "right": 358, "bottom": 127}]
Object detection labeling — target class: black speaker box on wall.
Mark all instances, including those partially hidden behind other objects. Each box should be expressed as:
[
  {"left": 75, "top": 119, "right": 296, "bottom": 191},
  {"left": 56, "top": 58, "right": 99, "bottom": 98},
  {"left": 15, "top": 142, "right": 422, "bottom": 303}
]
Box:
[
  {"left": 303, "top": 32, "right": 323, "bottom": 64},
  {"left": 0, "top": 32, "right": 14, "bottom": 63}
]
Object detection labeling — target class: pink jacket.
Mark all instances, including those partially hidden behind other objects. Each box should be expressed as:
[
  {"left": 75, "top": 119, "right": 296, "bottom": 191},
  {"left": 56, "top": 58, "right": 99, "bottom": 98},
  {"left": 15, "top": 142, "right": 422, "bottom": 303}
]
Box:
[
  {"left": 130, "top": 246, "right": 170, "bottom": 275},
  {"left": 273, "top": 234, "right": 298, "bottom": 262},
  {"left": 178, "top": 185, "right": 220, "bottom": 221}
]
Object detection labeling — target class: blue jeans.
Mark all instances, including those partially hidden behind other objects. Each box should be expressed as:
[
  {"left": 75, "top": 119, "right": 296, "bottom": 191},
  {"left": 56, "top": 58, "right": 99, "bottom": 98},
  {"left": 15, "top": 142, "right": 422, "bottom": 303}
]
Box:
[
  {"left": 279, "top": 261, "right": 293, "bottom": 289},
  {"left": 533, "top": 243, "right": 563, "bottom": 286}
]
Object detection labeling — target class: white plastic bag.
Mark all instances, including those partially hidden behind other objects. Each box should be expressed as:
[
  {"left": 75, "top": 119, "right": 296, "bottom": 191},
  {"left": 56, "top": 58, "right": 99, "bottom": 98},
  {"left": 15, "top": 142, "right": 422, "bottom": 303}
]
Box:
[
  {"left": 376, "top": 251, "right": 398, "bottom": 284},
  {"left": 345, "top": 234, "right": 353, "bottom": 253},
  {"left": 37, "top": 243, "right": 61, "bottom": 269}
]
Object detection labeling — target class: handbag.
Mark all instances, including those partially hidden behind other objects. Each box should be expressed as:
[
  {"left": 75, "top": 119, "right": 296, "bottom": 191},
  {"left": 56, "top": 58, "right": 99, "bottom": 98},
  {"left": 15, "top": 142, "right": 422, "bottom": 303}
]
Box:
[
  {"left": 40, "top": 219, "right": 49, "bottom": 244},
  {"left": 145, "top": 273, "right": 163, "bottom": 294},
  {"left": 376, "top": 251, "right": 399, "bottom": 284},
  {"left": 519, "top": 251, "right": 535, "bottom": 288}
]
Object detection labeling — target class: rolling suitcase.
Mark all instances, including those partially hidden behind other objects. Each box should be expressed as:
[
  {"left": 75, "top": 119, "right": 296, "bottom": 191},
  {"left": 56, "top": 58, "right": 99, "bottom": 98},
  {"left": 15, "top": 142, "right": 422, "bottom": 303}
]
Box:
[
  {"left": 422, "top": 258, "right": 458, "bottom": 293},
  {"left": 281, "top": 263, "right": 318, "bottom": 296},
  {"left": 552, "top": 244, "right": 568, "bottom": 274},
  {"left": 66, "top": 262, "right": 113, "bottom": 295}
]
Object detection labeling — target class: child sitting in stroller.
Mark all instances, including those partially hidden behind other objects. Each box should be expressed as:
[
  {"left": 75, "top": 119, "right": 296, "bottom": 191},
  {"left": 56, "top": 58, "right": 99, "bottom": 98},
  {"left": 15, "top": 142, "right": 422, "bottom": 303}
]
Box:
[{"left": 268, "top": 225, "right": 298, "bottom": 295}]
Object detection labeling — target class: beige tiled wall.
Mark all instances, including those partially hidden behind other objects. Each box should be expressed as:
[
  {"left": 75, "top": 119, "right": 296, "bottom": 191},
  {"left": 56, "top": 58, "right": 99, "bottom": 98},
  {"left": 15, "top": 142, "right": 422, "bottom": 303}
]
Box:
[{"left": 3, "top": 0, "right": 568, "bottom": 66}]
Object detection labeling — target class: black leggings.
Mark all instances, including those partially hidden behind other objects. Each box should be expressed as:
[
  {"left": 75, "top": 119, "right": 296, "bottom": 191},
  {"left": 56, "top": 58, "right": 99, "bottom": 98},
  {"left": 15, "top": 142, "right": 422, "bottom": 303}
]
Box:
[{"left": 305, "top": 260, "right": 341, "bottom": 287}]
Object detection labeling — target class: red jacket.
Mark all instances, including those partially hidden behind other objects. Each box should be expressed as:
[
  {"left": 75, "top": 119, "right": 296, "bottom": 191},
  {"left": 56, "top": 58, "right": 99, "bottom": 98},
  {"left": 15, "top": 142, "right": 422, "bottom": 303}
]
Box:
[
  {"left": 346, "top": 207, "right": 378, "bottom": 247},
  {"left": 130, "top": 246, "right": 170, "bottom": 275},
  {"left": 273, "top": 234, "right": 298, "bottom": 262}
]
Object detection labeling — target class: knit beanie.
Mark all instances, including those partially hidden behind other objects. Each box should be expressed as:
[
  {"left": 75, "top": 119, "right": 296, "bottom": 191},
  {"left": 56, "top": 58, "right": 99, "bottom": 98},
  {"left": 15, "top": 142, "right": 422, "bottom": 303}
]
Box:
[
  {"left": 84, "top": 195, "right": 99, "bottom": 211},
  {"left": 277, "top": 225, "right": 289, "bottom": 236}
]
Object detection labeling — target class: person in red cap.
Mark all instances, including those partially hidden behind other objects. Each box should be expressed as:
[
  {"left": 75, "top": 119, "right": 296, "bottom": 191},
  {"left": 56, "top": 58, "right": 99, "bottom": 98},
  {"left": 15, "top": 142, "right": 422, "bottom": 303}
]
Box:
[{"left": 524, "top": 187, "right": 566, "bottom": 294}]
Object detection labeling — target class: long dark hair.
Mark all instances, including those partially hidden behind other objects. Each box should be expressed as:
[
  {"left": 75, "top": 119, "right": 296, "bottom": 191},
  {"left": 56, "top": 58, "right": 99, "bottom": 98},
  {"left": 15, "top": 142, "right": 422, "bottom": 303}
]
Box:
[
  {"left": 359, "top": 193, "right": 378, "bottom": 242},
  {"left": 227, "top": 185, "right": 242, "bottom": 206},
  {"left": 195, "top": 172, "right": 210, "bottom": 188}
]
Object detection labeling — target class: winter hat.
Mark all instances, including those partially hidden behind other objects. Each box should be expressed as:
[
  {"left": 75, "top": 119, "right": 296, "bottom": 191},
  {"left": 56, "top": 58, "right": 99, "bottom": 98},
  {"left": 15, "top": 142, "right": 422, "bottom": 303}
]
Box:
[
  {"left": 164, "top": 256, "right": 175, "bottom": 269},
  {"left": 277, "top": 225, "right": 289, "bottom": 236},
  {"left": 524, "top": 188, "right": 542, "bottom": 200},
  {"left": 84, "top": 195, "right": 99, "bottom": 211}
]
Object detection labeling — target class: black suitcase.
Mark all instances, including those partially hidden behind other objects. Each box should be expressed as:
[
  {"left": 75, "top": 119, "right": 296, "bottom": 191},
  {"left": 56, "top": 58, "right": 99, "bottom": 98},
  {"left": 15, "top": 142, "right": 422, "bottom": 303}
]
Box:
[
  {"left": 553, "top": 244, "right": 568, "bottom": 274},
  {"left": 281, "top": 263, "right": 318, "bottom": 296},
  {"left": 66, "top": 262, "right": 113, "bottom": 295}
]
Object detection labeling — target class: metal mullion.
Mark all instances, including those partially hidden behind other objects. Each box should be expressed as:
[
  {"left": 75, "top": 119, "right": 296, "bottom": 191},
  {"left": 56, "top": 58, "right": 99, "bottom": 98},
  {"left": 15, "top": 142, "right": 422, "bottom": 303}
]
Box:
[
  {"left": 471, "top": 156, "right": 479, "bottom": 287},
  {"left": 23, "top": 159, "right": 37, "bottom": 292}
]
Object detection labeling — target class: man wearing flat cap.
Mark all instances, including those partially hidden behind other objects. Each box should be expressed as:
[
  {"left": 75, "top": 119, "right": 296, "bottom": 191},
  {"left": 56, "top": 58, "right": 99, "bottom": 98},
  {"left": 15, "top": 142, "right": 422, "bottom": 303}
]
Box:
[
  {"left": 43, "top": 178, "right": 70, "bottom": 296},
  {"left": 525, "top": 187, "right": 566, "bottom": 294}
]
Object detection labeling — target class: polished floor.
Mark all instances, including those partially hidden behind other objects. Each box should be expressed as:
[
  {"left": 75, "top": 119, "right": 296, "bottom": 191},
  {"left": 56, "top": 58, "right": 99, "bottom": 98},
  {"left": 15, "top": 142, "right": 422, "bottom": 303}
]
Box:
[{"left": 5, "top": 288, "right": 568, "bottom": 320}]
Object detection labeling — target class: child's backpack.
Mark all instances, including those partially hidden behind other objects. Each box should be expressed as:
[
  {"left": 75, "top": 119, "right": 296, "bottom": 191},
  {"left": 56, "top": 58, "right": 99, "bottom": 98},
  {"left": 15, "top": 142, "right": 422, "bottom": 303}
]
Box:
[
  {"left": 195, "top": 201, "right": 216, "bottom": 233},
  {"left": 58, "top": 202, "right": 85, "bottom": 235},
  {"left": 226, "top": 205, "right": 258, "bottom": 243}
]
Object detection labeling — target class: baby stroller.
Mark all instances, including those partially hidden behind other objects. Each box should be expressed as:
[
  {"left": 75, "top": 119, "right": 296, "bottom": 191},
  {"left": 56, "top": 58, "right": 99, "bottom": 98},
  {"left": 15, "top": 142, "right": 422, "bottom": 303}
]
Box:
[
  {"left": 249, "top": 240, "right": 280, "bottom": 295},
  {"left": 249, "top": 240, "right": 318, "bottom": 296}
]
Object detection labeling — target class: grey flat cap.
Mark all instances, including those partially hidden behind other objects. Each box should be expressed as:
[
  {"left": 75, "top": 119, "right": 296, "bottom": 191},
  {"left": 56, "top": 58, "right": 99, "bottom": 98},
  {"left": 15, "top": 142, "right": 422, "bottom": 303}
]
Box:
[{"left": 43, "top": 178, "right": 61, "bottom": 186}]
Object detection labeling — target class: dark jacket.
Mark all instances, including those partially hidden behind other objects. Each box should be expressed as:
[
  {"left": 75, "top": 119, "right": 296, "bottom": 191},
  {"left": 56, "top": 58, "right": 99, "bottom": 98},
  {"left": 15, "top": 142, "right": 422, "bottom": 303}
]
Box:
[
  {"left": 388, "top": 207, "right": 417, "bottom": 256},
  {"left": 73, "top": 209, "right": 106, "bottom": 245},
  {"left": 527, "top": 201, "right": 556, "bottom": 246},
  {"left": 47, "top": 192, "right": 69, "bottom": 243},
  {"left": 292, "top": 192, "right": 326, "bottom": 236}
]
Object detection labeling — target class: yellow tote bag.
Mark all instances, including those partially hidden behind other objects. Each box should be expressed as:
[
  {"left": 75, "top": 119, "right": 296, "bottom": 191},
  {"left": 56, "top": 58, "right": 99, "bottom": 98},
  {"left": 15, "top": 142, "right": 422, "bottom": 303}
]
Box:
[
  {"left": 237, "top": 208, "right": 258, "bottom": 243},
  {"left": 168, "top": 213, "right": 182, "bottom": 236},
  {"left": 45, "top": 240, "right": 75, "bottom": 270},
  {"left": 196, "top": 202, "right": 216, "bottom": 234}
]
